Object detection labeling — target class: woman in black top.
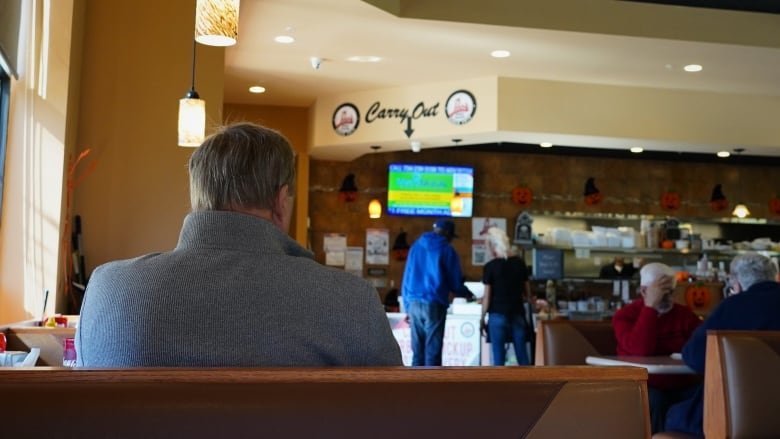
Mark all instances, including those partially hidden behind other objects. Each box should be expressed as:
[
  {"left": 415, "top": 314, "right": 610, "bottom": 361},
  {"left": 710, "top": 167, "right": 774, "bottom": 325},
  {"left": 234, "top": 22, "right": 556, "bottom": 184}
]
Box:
[{"left": 481, "top": 227, "right": 531, "bottom": 366}]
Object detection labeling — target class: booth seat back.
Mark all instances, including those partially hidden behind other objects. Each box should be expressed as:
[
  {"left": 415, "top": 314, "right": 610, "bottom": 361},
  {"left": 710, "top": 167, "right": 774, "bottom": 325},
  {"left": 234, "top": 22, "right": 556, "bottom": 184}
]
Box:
[
  {"left": 705, "top": 331, "right": 780, "bottom": 439},
  {"left": 0, "top": 367, "right": 650, "bottom": 438},
  {"left": 535, "top": 320, "right": 617, "bottom": 365}
]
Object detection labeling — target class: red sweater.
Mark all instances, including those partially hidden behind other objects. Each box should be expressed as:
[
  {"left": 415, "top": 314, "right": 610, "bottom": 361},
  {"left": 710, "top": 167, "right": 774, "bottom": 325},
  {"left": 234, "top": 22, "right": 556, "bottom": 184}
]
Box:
[{"left": 612, "top": 299, "right": 702, "bottom": 389}]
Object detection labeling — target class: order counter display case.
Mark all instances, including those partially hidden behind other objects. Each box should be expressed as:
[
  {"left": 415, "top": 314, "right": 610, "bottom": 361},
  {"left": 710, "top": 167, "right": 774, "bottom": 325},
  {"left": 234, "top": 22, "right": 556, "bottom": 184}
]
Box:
[{"left": 387, "top": 310, "right": 483, "bottom": 366}]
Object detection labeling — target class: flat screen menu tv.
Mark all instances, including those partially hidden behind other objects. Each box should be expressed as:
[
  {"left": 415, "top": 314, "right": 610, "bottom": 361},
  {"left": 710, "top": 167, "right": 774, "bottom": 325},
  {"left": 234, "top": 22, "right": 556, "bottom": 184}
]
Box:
[{"left": 387, "top": 163, "right": 473, "bottom": 217}]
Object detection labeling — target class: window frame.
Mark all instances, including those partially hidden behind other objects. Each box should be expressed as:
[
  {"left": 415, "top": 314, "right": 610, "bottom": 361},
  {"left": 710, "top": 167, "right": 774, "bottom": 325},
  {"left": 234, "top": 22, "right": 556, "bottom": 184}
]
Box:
[{"left": 0, "top": 68, "right": 10, "bottom": 222}]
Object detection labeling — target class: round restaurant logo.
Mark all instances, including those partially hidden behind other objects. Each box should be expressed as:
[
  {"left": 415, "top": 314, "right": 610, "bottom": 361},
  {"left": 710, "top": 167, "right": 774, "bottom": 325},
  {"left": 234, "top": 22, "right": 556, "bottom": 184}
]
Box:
[
  {"left": 460, "top": 321, "right": 475, "bottom": 338},
  {"left": 445, "top": 90, "right": 476, "bottom": 125},
  {"left": 332, "top": 103, "right": 360, "bottom": 136}
]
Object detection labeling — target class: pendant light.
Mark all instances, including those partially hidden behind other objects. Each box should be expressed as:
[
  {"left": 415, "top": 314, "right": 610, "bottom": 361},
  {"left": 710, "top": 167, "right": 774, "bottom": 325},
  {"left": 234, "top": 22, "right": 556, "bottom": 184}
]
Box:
[
  {"left": 367, "top": 145, "right": 382, "bottom": 218},
  {"left": 731, "top": 148, "right": 750, "bottom": 218},
  {"left": 368, "top": 199, "right": 382, "bottom": 219},
  {"left": 732, "top": 203, "right": 750, "bottom": 219},
  {"left": 178, "top": 39, "right": 205, "bottom": 147},
  {"left": 195, "top": 0, "right": 241, "bottom": 47}
]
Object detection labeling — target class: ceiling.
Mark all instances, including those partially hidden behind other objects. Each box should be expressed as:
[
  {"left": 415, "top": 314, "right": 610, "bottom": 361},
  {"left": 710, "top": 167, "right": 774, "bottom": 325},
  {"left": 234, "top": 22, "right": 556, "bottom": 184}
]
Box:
[{"left": 223, "top": 0, "right": 780, "bottom": 160}]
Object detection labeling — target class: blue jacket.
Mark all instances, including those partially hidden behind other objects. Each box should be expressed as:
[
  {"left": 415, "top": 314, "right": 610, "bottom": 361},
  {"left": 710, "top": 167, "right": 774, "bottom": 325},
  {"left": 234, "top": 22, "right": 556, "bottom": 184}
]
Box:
[
  {"left": 665, "top": 280, "right": 780, "bottom": 437},
  {"left": 401, "top": 232, "right": 463, "bottom": 308}
]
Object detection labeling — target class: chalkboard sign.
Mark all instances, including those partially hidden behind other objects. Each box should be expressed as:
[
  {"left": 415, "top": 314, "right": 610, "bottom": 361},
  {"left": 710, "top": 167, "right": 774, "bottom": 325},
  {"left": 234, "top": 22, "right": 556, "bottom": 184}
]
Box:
[{"left": 532, "top": 248, "right": 564, "bottom": 280}]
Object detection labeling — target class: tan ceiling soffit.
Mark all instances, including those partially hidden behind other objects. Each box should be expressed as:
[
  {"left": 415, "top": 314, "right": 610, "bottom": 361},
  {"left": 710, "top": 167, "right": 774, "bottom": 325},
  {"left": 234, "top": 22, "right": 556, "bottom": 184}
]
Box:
[{"left": 363, "top": 0, "right": 780, "bottom": 48}]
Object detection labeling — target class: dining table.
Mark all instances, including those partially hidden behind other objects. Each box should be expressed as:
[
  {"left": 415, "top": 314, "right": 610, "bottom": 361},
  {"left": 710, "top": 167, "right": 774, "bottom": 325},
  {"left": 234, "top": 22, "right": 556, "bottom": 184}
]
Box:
[{"left": 585, "top": 354, "right": 696, "bottom": 374}]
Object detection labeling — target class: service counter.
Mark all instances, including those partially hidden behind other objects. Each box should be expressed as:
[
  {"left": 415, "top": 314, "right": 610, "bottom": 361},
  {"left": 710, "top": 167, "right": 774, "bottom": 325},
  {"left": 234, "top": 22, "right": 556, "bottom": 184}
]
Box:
[{"left": 387, "top": 312, "right": 484, "bottom": 366}]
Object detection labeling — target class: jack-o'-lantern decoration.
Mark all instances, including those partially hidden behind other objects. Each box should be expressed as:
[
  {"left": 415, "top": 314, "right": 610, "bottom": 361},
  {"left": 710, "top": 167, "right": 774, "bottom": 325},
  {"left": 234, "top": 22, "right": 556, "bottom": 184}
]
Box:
[
  {"left": 660, "top": 190, "right": 681, "bottom": 211},
  {"left": 685, "top": 283, "right": 711, "bottom": 309},
  {"left": 511, "top": 185, "right": 533, "bottom": 206},
  {"left": 338, "top": 173, "right": 358, "bottom": 203},
  {"left": 709, "top": 184, "right": 728, "bottom": 212},
  {"left": 583, "top": 177, "right": 602, "bottom": 205},
  {"left": 769, "top": 196, "right": 780, "bottom": 215}
]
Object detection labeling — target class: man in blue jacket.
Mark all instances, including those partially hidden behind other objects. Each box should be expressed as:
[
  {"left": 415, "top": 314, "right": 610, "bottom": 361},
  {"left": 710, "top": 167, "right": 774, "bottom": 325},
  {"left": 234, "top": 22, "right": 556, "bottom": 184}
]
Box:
[
  {"left": 402, "top": 219, "right": 464, "bottom": 366},
  {"left": 664, "top": 252, "right": 780, "bottom": 437}
]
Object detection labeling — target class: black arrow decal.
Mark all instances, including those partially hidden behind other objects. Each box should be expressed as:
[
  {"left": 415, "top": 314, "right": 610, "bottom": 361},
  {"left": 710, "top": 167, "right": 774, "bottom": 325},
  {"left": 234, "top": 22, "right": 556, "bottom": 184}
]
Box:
[{"left": 404, "top": 117, "right": 414, "bottom": 138}]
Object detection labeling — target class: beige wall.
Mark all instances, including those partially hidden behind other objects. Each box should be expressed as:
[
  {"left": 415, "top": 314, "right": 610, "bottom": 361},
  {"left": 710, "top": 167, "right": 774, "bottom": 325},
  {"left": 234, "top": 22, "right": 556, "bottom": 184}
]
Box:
[
  {"left": 73, "top": 0, "right": 224, "bottom": 274},
  {"left": 223, "top": 103, "right": 311, "bottom": 246},
  {"left": 310, "top": 77, "right": 498, "bottom": 160},
  {"left": 0, "top": 0, "right": 79, "bottom": 323},
  {"left": 497, "top": 77, "right": 780, "bottom": 151}
]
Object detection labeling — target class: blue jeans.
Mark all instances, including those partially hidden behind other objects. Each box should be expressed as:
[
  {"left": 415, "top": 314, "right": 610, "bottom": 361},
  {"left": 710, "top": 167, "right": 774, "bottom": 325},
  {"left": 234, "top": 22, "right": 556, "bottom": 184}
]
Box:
[
  {"left": 407, "top": 300, "right": 448, "bottom": 366},
  {"left": 488, "top": 312, "right": 529, "bottom": 366}
]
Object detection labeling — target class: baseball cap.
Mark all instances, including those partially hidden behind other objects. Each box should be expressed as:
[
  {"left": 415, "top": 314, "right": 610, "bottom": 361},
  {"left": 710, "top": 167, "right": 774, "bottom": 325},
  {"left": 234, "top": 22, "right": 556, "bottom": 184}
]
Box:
[{"left": 433, "top": 219, "right": 458, "bottom": 238}]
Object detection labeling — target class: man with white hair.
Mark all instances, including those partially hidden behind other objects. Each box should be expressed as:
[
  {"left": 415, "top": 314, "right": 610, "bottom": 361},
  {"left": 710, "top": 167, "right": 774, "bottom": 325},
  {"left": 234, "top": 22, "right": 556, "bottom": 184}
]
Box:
[
  {"left": 612, "top": 262, "right": 701, "bottom": 434},
  {"left": 664, "top": 253, "right": 780, "bottom": 437}
]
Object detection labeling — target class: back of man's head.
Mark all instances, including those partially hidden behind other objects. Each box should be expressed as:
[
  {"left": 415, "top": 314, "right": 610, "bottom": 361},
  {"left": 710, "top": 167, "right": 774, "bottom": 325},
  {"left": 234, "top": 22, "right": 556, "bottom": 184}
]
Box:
[
  {"left": 730, "top": 253, "right": 778, "bottom": 291},
  {"left": 640, "top": 262, "right": 677, "bottom": 288},
  {"left": 189, "top": 122, "right": 295, "bottom": 211},
  {"left": 432, "top": 219, "right": 457, "bottom": 240}
]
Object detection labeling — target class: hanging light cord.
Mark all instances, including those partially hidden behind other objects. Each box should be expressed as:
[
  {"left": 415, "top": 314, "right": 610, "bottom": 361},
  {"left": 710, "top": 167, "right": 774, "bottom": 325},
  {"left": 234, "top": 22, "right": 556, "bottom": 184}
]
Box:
[
  {"left": 190, "top": 39, "right": 197, "bottom": 92},
  {"left": 184, "top": 39, "right": 200, "bottom": 99}
]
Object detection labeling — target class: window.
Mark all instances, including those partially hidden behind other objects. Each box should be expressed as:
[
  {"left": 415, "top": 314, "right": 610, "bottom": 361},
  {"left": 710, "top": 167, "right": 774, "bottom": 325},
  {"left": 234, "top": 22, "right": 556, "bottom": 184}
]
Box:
[{"left": 0, "top": 68, "right": 9, "bottom": 221}]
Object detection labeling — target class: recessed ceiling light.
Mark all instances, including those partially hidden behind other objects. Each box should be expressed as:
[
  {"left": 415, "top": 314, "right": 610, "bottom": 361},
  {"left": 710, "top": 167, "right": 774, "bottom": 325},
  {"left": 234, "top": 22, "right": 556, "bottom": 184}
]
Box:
[
  {"left": 346, "top": 55, "right": 382, "bottom": 63},
  {"left": 490, "top": 50, "right": 510, "bottom": 58},
  {"left": 684, "top": 64, "right": 703, "bottom": 72},
  {"left": 539, "top": 142, "right": 553, "bottom": 148},
  {"left": 248, "top": 86, "right": 266, "bottom": 94},
  {"left": 717, "top": 151, "right": 730, "bottom": 158},
  {"left": 630, "top": 147, "right": 644, "bottom": 153},
  {"left": 274, "top": 35, "right": 295, "bottom": 44}
]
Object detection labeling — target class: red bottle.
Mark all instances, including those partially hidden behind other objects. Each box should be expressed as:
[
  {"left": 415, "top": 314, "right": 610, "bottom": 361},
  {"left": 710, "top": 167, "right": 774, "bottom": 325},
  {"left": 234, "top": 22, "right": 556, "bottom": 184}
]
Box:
[
  {"left": 0, "top": 332, "right": 6, "bottom": 352},
  {"left": 63, "top": 338, "right": 77, "bottom": 367}
]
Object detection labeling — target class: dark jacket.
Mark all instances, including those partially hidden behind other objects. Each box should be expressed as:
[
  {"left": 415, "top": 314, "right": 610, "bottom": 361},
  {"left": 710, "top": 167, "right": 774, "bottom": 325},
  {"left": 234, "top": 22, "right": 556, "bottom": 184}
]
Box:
[{"left": 665, "top": 280, "right": 780, "bottom": 437}]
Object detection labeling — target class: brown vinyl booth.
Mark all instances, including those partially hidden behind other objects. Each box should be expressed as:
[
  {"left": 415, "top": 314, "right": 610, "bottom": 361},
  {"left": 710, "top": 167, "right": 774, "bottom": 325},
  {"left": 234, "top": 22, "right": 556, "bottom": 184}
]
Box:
[
  {"left": 534, "top": 319, "right": 617, "bottom": 365},
  {"left": 0, "top": 367, "right": 650, "bottom": 438},
  {"left": 704, "top": 330, "right": 780, "bottom": 439}
]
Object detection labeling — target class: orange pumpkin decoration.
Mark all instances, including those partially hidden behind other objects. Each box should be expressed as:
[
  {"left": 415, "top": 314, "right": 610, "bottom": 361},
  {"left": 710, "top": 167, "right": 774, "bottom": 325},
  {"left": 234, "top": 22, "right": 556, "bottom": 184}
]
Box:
[
  {"left": 660, "top": 191, "right": 681, "bottom": 211},
  {"left": 511, "top": 186, "right": 533, "bottom": 206},
  {"left": 675, "top": 271, "right": 690, "bottom": 283},
  {"left": 710, "top": 198, "right": 728, "bottom": 212},
  {"left": 585, "top": 192, "right": 602, "bottom": 205},
  {"left": 338, "top": 191, "right": 357, "bottom": 203},
  {"left": 769, "top": 196, "right": 780, "bottom": 215},
  {"left": 685, "top": 283, "right": 711, "bottom": 309},
  {"left": 392, "top": 248, "right": 409, "bottom": 261}
]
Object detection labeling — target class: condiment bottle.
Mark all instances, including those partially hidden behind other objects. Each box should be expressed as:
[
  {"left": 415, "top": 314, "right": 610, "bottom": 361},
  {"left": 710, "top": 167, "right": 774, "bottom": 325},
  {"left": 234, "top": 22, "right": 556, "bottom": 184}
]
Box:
[
  {"left": 545, "top": 280, "right": 557, "bottom": 310},
  {"left": 0, "top": 332, "right": 6, "bottom": 352},
  {"left": 63, "top": 338, "right": 77, "bottom": 367}
]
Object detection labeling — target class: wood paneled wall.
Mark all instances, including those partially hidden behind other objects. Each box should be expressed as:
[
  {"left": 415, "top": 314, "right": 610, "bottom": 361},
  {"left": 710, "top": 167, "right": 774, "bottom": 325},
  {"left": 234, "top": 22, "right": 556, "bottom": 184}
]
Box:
[{"left": 309, "top": 147, "right": 780, "bottom": 291}]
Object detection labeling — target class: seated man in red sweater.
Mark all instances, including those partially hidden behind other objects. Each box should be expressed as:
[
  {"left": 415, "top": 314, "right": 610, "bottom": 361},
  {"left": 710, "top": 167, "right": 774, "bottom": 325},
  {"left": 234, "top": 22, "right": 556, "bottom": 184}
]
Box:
[{"left": 612, "top": 262, "right": 701, "bottom": 434}]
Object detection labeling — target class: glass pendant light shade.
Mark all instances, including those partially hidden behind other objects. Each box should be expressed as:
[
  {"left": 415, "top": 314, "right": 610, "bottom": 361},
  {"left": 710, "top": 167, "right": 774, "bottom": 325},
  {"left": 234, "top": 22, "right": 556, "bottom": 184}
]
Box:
[
  {"left": 732, "top": 203, "right": 750, "bottom": 218},
  {"left": 368, "top": 199, "right": 382, "bottom": 219},
  {"left": 178, "top": 91, "right": 206, "bottom": 147},
  {"left": 195, "top": 0, "right": 241, "bottom": 46}
]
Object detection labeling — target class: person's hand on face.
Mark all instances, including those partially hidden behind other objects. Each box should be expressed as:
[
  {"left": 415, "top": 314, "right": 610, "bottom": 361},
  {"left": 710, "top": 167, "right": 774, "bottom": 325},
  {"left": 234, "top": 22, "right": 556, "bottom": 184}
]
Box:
[{"left": 642, "top": 274, "right": 674, "bottom": 310}]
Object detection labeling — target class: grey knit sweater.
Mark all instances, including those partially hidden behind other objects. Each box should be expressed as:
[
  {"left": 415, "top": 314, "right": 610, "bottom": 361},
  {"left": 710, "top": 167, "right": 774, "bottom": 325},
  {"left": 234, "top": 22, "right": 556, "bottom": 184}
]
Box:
[{"left": 76, "top": 211, "right": 402, "bottom": 367}]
